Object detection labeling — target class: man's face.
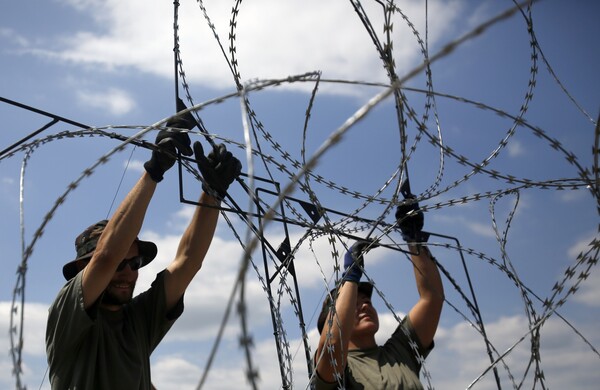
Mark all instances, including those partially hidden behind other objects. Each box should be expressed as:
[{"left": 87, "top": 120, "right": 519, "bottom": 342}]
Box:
[
  {"left": 101, "top": 243, "right": 140, "bottom": 307},
  {"left": 353, "top": 291, "right": 379, "bottom": 334}
]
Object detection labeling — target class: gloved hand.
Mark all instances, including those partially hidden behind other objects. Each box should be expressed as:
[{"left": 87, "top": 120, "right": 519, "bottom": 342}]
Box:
[
  {"left": 342, "top": 240, "right": 378, "bottom": 283},
  {"left": 395, "top": 196, "right": 430, "bottom": 243},
  {"left": 144, "top": 98, "right": 196, "bottom": 182},
  {"left": 194, "top": 141, "right": 242, "bottom": 200}
]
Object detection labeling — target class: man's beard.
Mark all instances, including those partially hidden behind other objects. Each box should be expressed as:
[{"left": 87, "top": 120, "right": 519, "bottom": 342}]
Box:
[{"left": 101, "top": 284, "right": 135, "bottom": 306}]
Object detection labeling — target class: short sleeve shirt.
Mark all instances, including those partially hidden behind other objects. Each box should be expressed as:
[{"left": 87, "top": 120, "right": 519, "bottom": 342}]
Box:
[
  {"left": 313, "top": 317, "right": 433, "bottom": 390},
  {"left": 46, "top": 270, "right": 183, "bottom": 390}
]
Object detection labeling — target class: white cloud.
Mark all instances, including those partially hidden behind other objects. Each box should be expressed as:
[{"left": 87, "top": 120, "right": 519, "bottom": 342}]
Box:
[
  {"left": 0, "top": 27, "right": 29, "bottom": 48},
  {"left": 0, "top": 302, "right": 48, "bottom": 358},
  {"left": 75, "top": 87, "right": 135, "bottom": 115},
  {"left": 0, "top": 302, "right": 50, "bottom": 389},
  {"left": 566, "top": 232, "right": 600, "bottom": 308},
  {"left": 464, "top": 220, "right": 497, "bottom": 238},
  {"left": 32, "top": 0, "right": 466, "bottom": 95},
  {"left": 567, "top": 232, "right": 598, "bottom": 259},
  {"left": 1, "top": 1, "right": 598, "bottom": 389},
  {"left": 2, "top": 275, "right": 599, "bottom": 389},
  {"left": 2, "top": 185, "right": 595, "bottom": 390},
  {"left": 135, "top": 226, "right": 274, "bottom": 342},
  {"left": 151, "top": 356, "right": 202, "bottom": 390},
  {"left": 559, "top": 188, "right": 588, "bottom": 202},
  {"left": 425, "top": 314, "right": 600, "bottom": 389},
  {"left": 572, "top": 269, "right": 600, "bottom": 308},
  {"left": 150, "top": 312, "right": 600, "bottom": 389},
  {"left": 434, "top": 214, "right": 497, "bottom": 238},
  {"left": 1, "top": 177, "right": 16, "bottom": 200},
  {"left": 507, "top": 139, "right": 524, "bottom": 157},
  {"left": 125, "top": 159, "right": 145, "bottom": 173}
]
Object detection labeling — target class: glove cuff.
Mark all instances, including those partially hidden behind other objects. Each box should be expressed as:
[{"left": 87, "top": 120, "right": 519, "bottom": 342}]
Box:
[
  {"left": 144, "top": 160, "right": 164, "bottom": 183},
  {"left": 202, "top": 183, "right": 225, "bottom": 201},
  {"left": 342, "top": 266, "right": 362, "bottom": 283},
  {"left": 402, "top": 230, "right": 430, "bottom": 243}
]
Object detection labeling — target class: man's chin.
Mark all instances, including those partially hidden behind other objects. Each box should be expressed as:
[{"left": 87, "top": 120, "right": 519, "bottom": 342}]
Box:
[
  {"left": 103, "top": 288, "right": 134, "bottom": 306},
  {"left": 356, "top": 319, "right": 378, "bottom": 331}
]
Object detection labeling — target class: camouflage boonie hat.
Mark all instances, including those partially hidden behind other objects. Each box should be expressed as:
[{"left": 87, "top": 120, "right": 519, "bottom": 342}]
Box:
[{"left": 62, "top": 219, "right": 157, "bottom": 280}]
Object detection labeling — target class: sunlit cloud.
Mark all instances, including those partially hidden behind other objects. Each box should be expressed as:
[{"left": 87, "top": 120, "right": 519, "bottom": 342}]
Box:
[
  {"left": 1, "top": 1, "right": 598, "bottom": 389},
  {"left": 75, "top": 87, "right": 135, "bottom": 115},
  {"left": 0, "top": 27, "right": 30, "bottom": 48},
  {"left": 124, "top": 159, "right": 144, "bottom": 173},
  {"left": 149, "top": 313, "right": 600, "bottom": 389},
  {"left": 567, "top": 232, "right": 600, "bottom": 308},
  {"left": 1, "top": 245, "right": 598, "bottom": 389},
  {"left": 559, "top": 188, "right": 589, "bottom": 203},
  {"left": 29, "top": 0, "right": 467, "bottom": 95},
  {"left": 434, "top": 214, "right": 496, "bottom": 238},
  {"left": 507, "top": 138, "right": 525, "bottom": 157}
]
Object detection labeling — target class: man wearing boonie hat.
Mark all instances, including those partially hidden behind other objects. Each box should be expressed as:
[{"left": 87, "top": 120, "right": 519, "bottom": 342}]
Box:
[
  {"left": 45, "top": 99, "right": 242, "bottom": 390},
  {"left": 312, "top": 194, "right": 444, "bottom": 390}
]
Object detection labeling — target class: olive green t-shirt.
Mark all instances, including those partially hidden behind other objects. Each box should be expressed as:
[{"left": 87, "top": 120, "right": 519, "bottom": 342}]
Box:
[
  {"left": 313, "top": 317, "right": 433, "bottom": 390},
  {"left": 46, "top": 270, "right": 183, "bottom": 390}
]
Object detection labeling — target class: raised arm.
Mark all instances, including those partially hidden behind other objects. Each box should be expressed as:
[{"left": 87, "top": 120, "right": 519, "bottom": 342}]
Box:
[
  {"left": 82, "top": 107, "right": 194, "bottom": 309},
  {"left": 81, "top": 172, "right": 157, "bottom": 309},
  {"left": 163, "top": 141, "right": 241, "bottom": 311},
  {"left": 315, "top": 281, "right": 358, "bottom": 383},
  {"left": 407, "top": 244, "right": 444, "bottom": 348},
  {"left": 395, "top": 193, "right": 444, "bottom": 348},
  {"left": 315, "top": 241, "right": 374, "bottom": 383}
]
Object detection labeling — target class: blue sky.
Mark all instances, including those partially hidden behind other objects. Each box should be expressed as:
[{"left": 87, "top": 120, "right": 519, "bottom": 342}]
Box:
[{"left": 1, "top": 0, "right": 599, "bottom": 389}]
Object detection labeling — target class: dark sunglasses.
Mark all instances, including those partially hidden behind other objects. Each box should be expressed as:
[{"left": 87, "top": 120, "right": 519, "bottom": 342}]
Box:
[{"left": 116, "top": 255, "right": 144, "bottom": 272}]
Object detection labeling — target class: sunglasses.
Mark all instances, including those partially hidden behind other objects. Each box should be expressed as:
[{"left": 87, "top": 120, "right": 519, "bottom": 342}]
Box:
[{"left": 116, "top": 255, "right": 144, "bottom": 272}]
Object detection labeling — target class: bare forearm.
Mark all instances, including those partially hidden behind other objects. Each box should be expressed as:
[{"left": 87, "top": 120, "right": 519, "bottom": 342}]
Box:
[
  {"left": 175, "top": 192, "right": 220, "bottom": 269},
  {"left": 316, "top": 281, "right": 357, "bottom": 382},
  {"left": 98, "top": 172, "right": 157, "bottom": 258},
  {"left": 82, "top": 172, "right": 157, "bottom": 307},
  {"left": 407, "top": 244, "right": 444, "bottom": 347},
  {"left": 410, "top": 244, "right": 444, "bottom": 301}
]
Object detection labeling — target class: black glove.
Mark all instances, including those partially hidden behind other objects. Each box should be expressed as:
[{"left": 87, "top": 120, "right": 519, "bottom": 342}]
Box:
[
  {"left": 144, "top": 99, "right": 196, "bottom": 182},
  {"left": 194, "top": 142, "right": 242, "bottom": 200},
  {"left": 342, "top": 240, "right": 378, "bottom": 283},
  {"left": 395, "top": 196, "right": 429, "bottom": 243}
]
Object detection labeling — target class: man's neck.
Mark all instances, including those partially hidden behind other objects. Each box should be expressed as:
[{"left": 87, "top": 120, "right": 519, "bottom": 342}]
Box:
[{"left": 348, "top": 336, "right": 377, "bottom": 350}]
